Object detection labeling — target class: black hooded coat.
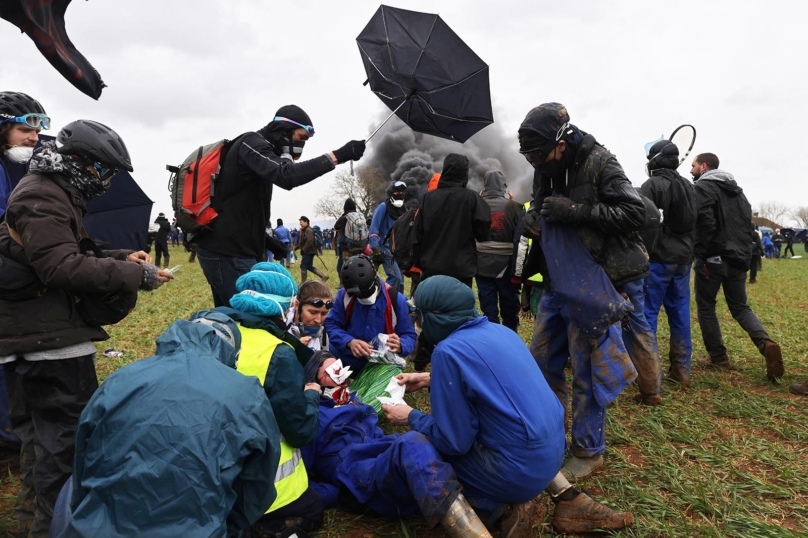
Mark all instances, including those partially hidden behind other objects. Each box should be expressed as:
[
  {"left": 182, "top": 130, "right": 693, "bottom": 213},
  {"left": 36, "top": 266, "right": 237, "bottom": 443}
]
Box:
[{"left": 414, "top": 154, "right": 491, "bottom": 280}]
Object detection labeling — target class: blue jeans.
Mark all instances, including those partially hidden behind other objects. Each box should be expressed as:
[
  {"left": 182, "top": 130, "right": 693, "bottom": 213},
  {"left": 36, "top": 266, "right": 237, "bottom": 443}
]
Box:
[
  {"left": 381, "top": 244, "right": 404, "bottom": 294},
  {"left": 197, "top": 247, "right": 257, "bottom": 308},
  {"left": 476, "top": 274, "right": 519, "bottom": 332},
  {"left": 622, "top": 279, "right": 662, "bottom": 397},
  {"left": 644, "top": 263, "right": 693, "bottom": 383},
  {"left": 283, "top": 242, "right": 291, "bottom": 266}
]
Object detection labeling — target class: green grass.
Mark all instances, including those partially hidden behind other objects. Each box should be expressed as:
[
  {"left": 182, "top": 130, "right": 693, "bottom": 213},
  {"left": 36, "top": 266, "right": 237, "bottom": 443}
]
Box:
[{"left": 2, "top": 246, "right": 807, "bottom": 537}]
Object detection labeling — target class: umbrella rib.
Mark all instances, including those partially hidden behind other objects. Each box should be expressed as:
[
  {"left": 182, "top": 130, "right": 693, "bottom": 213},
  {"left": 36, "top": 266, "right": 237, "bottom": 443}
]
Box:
[
  {"left": 413, "top": 94, "right": 491, "bottom": 123},
  {"left": 380, "top": 7, "right": 402, "bottom": 79},
  {"left": 358, "top": 43, "right": 410, "bottom": 99},
  {"left": 418, "top": 65, "right": 489, "bottom": 95},
  {"left": 410, "top": 14, "right": 439, "bottom": 80}
]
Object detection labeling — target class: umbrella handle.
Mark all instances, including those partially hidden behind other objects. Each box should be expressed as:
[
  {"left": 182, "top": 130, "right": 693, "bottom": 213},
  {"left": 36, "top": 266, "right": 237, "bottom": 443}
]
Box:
[{"left": 366, "top": 100, "right": 407, "bottom": 142}]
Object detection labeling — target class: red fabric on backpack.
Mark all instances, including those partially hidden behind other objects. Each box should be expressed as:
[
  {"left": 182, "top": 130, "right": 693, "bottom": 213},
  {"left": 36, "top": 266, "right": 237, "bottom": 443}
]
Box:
[{"left": 343, "top": 281, "right": 395, "bottom": 334}]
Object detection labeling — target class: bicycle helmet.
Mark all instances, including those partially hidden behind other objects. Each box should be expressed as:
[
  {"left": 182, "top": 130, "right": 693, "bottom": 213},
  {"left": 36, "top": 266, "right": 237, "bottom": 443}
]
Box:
[
  {"left": 0, "top": 92, "right": 46, "bottom": 120},
  {"left": 341, "top": 255, "right": 378, "bottom": 298},
  {"left": 56, "top": 119, "right": 133, "bottom": 171}
]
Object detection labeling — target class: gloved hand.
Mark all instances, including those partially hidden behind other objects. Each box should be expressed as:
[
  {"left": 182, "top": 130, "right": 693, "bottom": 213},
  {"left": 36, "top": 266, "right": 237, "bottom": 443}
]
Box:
[
  {"left": 541, "top": 196, "right": 592, "bottom": 225},
  {"left": 371, "top": 246, "right": 384, "bottom": 266},
  {"left": 333, "top": 140, "right": 366, "bottom": 163},
  {"left": 521, "top": 209, "right": 542, "bottom": 240}
]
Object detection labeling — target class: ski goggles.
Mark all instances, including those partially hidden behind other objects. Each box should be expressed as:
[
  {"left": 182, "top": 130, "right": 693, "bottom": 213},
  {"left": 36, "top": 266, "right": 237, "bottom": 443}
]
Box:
[
  {"left": 92, "top": 162, "right": 118, "bottom": 181},
  {"left": 274, "top": 116, "right": 315, "bottom": 137},
  {"left": 0, "top": 113, "right": 51, "bottom": 130},
  {"left": 305, "top": 299, "right": 334, "bottom": 309}
]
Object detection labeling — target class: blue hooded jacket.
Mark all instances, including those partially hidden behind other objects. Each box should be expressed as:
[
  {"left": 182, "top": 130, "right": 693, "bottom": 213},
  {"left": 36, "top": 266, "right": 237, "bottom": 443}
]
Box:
[{"left": 66, "top": 319, "right": 281, "bottom": 538}]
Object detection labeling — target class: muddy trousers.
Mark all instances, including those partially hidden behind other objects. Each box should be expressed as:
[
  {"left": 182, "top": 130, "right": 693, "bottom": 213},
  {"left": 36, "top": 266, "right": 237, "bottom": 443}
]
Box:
[
  {"left": 329, "top": 431, "right": 461, "bottom": 526},
  {"left": 694, "top": 260, "right": 769, "bottom": 362},
  {"left": 643, "top": 263, "right": 692, "bottom": 382},
  {"left": 4, "top": 355, "right": 98, "bottom": 538},
  {"left": 530, "top": 293, "right": 618, "bottom": 458},
  {"left": 621, "top": 279, "right": 662, "bottom": 397}
]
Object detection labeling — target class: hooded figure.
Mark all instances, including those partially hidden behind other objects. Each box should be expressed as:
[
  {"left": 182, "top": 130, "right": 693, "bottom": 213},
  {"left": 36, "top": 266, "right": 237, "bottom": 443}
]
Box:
[
  {"left": 369, "top": 180, "right": 409, "bottom": 293},
  {"left": 414, "top": 154, "right": 491, "bottom": 283},
  {"left": 62, "top": 313, "right": 281, "bottom": 538}
]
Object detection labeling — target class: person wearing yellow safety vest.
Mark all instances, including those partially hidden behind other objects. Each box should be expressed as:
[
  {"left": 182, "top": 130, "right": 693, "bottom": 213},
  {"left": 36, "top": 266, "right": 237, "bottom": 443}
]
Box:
[
  {"left": 207, "top": 261, "right": 324, "bottom": 537},
  {"left": 512, "top": 201, "right": 545, "bottom": 317}
]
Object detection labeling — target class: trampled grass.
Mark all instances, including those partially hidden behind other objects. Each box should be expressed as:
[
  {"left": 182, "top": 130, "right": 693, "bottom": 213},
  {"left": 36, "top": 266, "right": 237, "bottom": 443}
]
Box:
[{"left": 1, "top": 246, "right": 806, "bottom": 537}]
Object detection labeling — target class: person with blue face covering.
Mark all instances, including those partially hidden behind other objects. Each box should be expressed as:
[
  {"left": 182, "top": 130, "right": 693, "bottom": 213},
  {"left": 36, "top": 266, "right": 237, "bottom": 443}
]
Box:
[{"left": 382, "top": 276, "right": 634, "bottom": 535}]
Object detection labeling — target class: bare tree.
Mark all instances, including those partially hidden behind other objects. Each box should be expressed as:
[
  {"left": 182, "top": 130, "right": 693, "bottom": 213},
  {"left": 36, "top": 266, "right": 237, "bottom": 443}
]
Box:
[
  {"left": 314, "top": 167, "right": 388, "bottom": 219},
  {"left": 756, "top": 200, "right": 791, "bottom": 226},
  {"left": 791, "top": 206, "right": 808, "bottom": 228}
]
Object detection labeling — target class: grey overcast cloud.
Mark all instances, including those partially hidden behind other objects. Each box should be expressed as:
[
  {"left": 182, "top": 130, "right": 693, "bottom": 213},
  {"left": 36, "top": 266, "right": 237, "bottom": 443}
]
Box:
[{"left": 1, "top": 0, "right": 805, "bottom": 227}]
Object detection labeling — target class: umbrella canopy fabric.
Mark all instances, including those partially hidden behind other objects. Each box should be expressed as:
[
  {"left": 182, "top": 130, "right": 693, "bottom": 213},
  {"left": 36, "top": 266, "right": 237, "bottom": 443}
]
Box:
[{"left": 357, "top": 5, "right": 493, "bottom": 143}]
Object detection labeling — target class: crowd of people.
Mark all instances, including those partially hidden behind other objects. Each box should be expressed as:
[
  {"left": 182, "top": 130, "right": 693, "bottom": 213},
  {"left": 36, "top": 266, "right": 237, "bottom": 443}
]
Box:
[{"left": 0, "top": 92, "right": 805, "bottom": 538}]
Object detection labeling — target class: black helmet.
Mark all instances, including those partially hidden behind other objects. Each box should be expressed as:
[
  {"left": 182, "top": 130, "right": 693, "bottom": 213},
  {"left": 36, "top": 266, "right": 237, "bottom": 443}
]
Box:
[
  {"left": 646, "top": 139, "right": 680, "bottom": 172},
  {"left": 341, "top": 255, "right": 377, "bottom": 298},
  {"left": 0, "top": 92, "right": 46, "bottom": 120},
  {"left": 56, "top": 120, "right": 133, "bottom": 172}
]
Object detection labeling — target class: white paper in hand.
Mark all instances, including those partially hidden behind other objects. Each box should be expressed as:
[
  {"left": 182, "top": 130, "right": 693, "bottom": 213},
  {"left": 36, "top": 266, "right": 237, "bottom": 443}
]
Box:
[
  {"left": 325, "top": 360, "right": 352, "bottom": 385},
  {"left": 376, "top": 377, "right": 406, "bottom": 406}
]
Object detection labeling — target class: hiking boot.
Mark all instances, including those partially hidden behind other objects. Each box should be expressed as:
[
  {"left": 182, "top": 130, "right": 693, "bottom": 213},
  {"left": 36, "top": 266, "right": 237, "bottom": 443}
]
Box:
[
  {"left": 551, "top": 492, "right": 634, "bottom": 534},
  {"left": 758, "top": 339, "right": 784, "bottom": 381},
  {"left": 790, "top": 379, "right": 808, "bottom": 396},
  {"left": 560, "top": 454, "right": 603, "bottom": 480},
  {"left": 499, "top": 501, "right": 541, "bottom": 538},
  {"left": 749, "top": 279, "right": 757, "bottom": 284},
  {"left": 634, "top": 393, "right": 663, "bottom": 406},
  {"left": 668, "top": 369, "right": 690, "bottom": 388},
  {"left": 697, "top": 357, "right": 741, "bottom": 371},
  {"left": 439, "top": 494, "right": 493, "bottom": 538}
]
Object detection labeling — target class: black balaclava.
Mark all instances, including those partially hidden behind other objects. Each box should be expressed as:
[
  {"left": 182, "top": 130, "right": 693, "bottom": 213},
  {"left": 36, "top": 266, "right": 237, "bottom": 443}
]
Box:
[
  {"left": 257, "top": 105, "right": 313, "bottom": 160},
  {"left": 343, "top": 198, "right": 357, "bottom": 213},
  {"left": 646, "top": 139, "right": 680, "bottom": 175},
  {"left": 385, "top": 181, "right": 408, "bottom": 220}
]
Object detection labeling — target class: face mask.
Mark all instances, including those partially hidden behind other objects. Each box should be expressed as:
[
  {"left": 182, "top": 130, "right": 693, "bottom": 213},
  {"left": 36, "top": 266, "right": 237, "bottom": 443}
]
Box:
[
  {"left": 390, "top": 199, "right": 404, "bottom": 208},
  {"left": 5, "top": 146, "right": 34, "bottom": 164},
  {"left": 280, "top": 136, "right": 305, "bottom": 161}
]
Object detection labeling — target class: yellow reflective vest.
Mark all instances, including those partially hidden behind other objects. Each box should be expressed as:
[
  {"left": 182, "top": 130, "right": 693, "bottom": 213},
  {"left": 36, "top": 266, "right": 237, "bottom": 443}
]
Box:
[{"left": 236, "top": 325, "right": 308, "bottom": 513}]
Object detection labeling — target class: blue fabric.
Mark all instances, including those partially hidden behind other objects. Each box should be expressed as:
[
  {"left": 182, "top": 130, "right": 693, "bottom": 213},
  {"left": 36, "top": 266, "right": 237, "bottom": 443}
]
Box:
[
  {"left": 408, "top": 317, "right": 566, "bottom": 505},
  {"left": 301, "top": 395, "right": 460, "bottom": 525},
  {"left": 197, "top": 247, "right": 259, "bottom": 308},
  {"left": 324, "top": 279, "right": 416, "bottom": 374},
  {"left": 274, "top": 225, "right": 291, "bottom": 244},
  {"left": 643, "top": 262, "right": 693, "bottom": 377},
  {"left": 0, "top": 157, "right": 11, "bottom": 219},
  {"left": 369, "top": 203, "right": 395, "bottom": 249},
  {"left": 476, "top": 273, "right": 519, "bottom": 332},
  {"left": 380, "top": 244, "right": 404, "bottom": 294},
  {"left": 531, "top": 292, "right": 635, "bottom": 457},
  {"left": 0, "top": 367, "right": 19, "bottom": 445},
  {"left": 65, "top": 320, "right": 281, "bottom": 538},
  {"left": 622, "top": 279, "right": 663, "bottom": 396},
  {"left": 538, "top": 217, "right": 632, "bottom": 338}
]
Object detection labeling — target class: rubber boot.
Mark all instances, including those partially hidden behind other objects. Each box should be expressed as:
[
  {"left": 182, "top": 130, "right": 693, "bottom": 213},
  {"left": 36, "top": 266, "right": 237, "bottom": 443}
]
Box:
[
  {"left": 560, "top": 454, "right": 603, "bottom": 480},
  {"left": 758, "top": 338, "right": 784, "bottom": 381},
  {"left": 439, "top": 494, "right": 493, "bottom": 538},
  {"left": 499, "top": 501, "right": 537, "bottom": 538},
  {"left": 552, "top": 492, "right": 634, "bottom": 534}
]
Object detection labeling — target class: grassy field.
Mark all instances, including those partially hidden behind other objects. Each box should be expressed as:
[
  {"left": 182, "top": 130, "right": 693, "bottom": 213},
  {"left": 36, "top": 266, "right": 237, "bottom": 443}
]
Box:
[{"left": 2, "top": 245, "right": 807, "bottom": 537}]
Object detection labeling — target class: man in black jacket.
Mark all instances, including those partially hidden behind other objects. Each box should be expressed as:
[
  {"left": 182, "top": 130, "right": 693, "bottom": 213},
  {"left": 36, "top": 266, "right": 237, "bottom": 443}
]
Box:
[
  {"left": 639, "top": 140, "right": 697, "bottom": 389},
  {"left": 520, "top": 103, "right": 646, "bottom": 481},
  {"left": 414, "top": 153, "right": 491, "bottom": 286},
  {"left": 691, "top": 153, "right": 783, "bottom": 381},
  {"left": 153, "top": 212, "right": 171, "bottom": 268},
  {"left": 196, "top": 105, "right": 365, "bottom": 307}
]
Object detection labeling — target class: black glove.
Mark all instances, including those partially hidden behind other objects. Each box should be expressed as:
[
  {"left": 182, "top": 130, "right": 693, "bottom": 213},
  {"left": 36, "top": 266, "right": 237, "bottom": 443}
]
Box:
[
  {"left": 371, "top": 246, "right": 384, "bottom": 267},
  {"left": 333, "top": 140, "right": 366, "bottom": 163},
  {"left": 521, "top": 209, "right": 542, "bottom": 240},
  {"left": 541, "top": 196, "right": 592, "bottom": 225}
]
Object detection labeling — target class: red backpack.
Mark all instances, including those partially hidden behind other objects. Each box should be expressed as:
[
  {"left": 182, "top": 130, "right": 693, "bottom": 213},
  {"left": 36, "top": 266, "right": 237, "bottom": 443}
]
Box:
[
  {"left": 342, "top": 280, "right": 399, "bottom": 333},
  {"left": 167, "top": 140, "right": 229, "bottom": 233}
]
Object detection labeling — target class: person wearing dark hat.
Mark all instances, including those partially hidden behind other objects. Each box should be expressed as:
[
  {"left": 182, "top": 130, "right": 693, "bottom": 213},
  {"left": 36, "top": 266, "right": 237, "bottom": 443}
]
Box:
[
  {"left": 297, "top": 216, "right": 328, "bottom": 283},
  {"left": 369, "top": 180, "right": 409, "bottom": 293},
  {"left": 333, "top": 198, "right": 366, "bottom": 287},
  {"left": 274, "top": 218, "right": 292, "bottom": 267},
  {"left": 153, "top": 212, "right": 172, "bottom": 269},
  {"left": 518, "top": 103, "right": 647, "bottom": 479},
  {"left": 0, "top": 119, "right": 173, "bottom": 536},
  {"left": 196, "top": 105, "right": 366, "bottom": 307},
  {"left": 639, "top": 140, "right": 698, "bottom": 390},
  {"left": 383, "top": 276, "right": 633, "bottom": 535}
]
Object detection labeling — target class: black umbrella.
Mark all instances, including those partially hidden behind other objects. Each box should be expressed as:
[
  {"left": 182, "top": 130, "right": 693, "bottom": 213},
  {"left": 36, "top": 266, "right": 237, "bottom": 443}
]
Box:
[{"left": 357, "top": 5, "right": 493, "bottom": 143}]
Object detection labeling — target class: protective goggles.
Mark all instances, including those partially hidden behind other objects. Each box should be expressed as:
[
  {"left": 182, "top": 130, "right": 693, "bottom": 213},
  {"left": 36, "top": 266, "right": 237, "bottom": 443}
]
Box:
[
  {"left": 0, "top": 113, "right": 51, "bottom": 130},
  {"left": 274, "top": 116, "right": 315, "bottom": 137},
  {"left": 92, "top": 162, "right": 118, "bottom": 181},
  {"left": 305, "top": 299, "right": 334, "bottom": 309}
]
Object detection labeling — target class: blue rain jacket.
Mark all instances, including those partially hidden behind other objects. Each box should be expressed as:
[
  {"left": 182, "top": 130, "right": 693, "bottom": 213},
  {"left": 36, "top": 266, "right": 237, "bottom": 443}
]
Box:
[
  {"left": 408, "top": 317, "right": 566, "bottom": 506},
  {"left": 369, "top": 202, "right": 395, "bottom": 249},
  {"left": 65, "top": 320, "right": 281, "bottom": 538}
]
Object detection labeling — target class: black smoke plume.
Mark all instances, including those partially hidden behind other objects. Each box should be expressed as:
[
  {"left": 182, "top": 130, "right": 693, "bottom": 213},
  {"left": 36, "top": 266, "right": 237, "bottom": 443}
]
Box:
[{"left": 360, "top": 110, "right": 534, "bottom": 204}]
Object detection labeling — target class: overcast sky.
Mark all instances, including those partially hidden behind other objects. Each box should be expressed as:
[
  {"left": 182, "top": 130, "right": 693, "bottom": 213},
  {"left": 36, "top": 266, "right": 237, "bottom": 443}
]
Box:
[{"left": 2, "top": 0, "right": 806, "bottom": 227}]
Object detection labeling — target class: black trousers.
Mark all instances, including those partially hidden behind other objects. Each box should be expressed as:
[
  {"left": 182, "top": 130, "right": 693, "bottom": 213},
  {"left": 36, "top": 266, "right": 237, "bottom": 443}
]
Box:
[
  {"left": 784, "top": 244, "right": 795, "bottom": 257},
  {"left": 750, "top": 255, "right": 761, "bottom": 281},
  {"left": 4, "top": 355, "right": 98, "bottom": 537},
  {"left": 154, "top": 238, "right": 170, "bottom": 268}
]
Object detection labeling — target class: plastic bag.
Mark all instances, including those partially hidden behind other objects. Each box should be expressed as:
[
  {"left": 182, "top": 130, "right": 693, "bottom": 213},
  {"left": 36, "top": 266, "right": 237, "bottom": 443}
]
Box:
[{"left": 367, "top": 333, "right": 406, "bottom": 368}]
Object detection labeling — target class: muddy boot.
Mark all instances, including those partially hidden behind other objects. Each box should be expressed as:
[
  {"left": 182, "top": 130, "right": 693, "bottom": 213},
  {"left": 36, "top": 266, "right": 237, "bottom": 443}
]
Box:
[
  {"left": 499, "top": 501, "right": 542, "bottom": 538},
  {"left": 551, "top": 492, "right": 634, "bottom": 534},
  {"left": 439, "top": 494, "right": 493, "bottom": 538},
  {"left": 790, "top": 378, "right": 808, "bottom": 396},
  {"left": 560, "top": 454, "right": 603, "bottom": 480},
  {"left": 668, "top": 366, "right": 690, "bottom": 388},
  {"left": 634, "top": 393, "right": 663, "bottom": 406},
  {"left": 758, "top": 339, "right": 784, "bottom": 381},
  {"left": 300, "top": 269, "right": 308, "bottom": 283},
  {"left": 697, "top": 357, "right": 741, "bottom": 371}
]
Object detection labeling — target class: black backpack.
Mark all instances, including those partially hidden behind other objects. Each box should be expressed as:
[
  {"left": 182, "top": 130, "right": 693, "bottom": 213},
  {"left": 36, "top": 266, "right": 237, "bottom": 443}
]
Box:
[
  {"left": 664, "top": 173, "right": 697, "bottom": 234},
  {"left": 388, "top": 207, "right": 419, "bottom": 271}
]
